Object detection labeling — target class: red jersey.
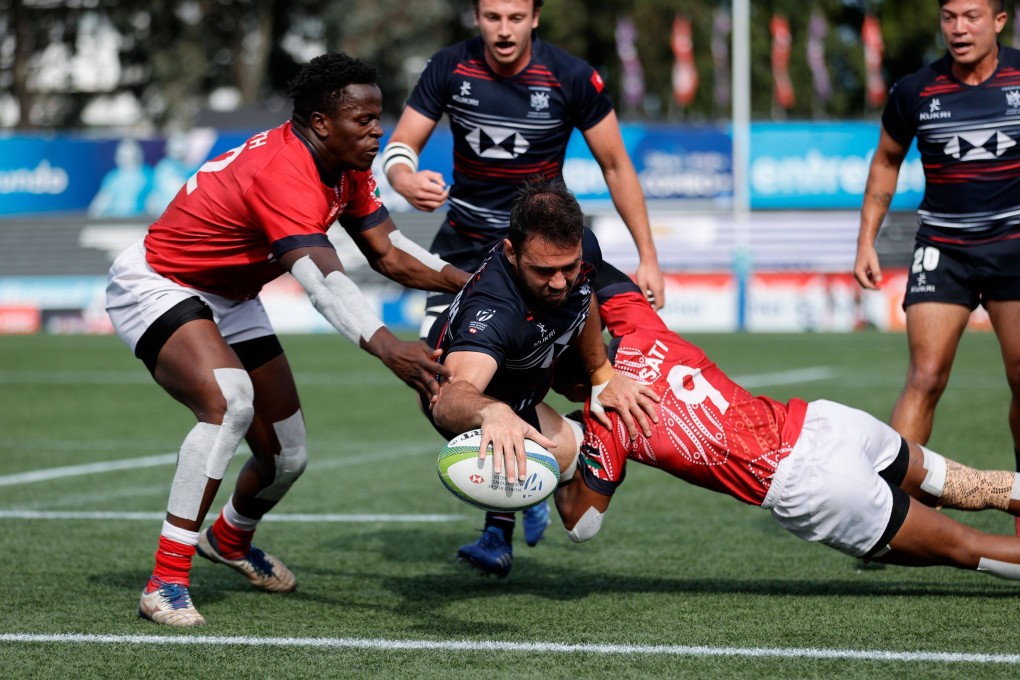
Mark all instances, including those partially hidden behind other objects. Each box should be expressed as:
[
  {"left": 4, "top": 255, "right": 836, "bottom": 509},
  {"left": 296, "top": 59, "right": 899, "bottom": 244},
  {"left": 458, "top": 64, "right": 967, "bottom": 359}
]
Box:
[
  {"left": 582, "top": 291, "right": 808, "bottom": 506},
  {"left": 144, "top": 122, "right": 388, "bottom": 300}
]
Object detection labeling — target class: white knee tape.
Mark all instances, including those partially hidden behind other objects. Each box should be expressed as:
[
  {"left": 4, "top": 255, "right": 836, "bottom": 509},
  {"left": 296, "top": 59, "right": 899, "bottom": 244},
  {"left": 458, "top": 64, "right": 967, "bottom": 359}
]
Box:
[
  {"left": 204, "top": 368, "right": 255, "bottom": 480},
  {"left": 977, "top": 556, "right": 1020, "bottom": 581},
  {"left": 567, "top": 506, "right": 604, "bottom": 543},
  {"left": 1011, "top": 473, "right": 1020, "bottom": 501},
  {"left": 920, "top": 446, "right": 947, "bottom": 497},
  {"left": 167, "top": 422, "right": 220, "bottom": 521},
  {"left": 256, "top": 410, "right": 309, "bottom": 502}
]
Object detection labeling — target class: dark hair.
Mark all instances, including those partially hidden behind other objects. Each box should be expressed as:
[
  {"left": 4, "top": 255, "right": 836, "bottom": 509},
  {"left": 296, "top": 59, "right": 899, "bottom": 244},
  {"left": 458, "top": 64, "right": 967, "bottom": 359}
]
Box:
[
  {"left": 473, "top": 0, "right": 543, "bottom": 10},
  {"left": 288, "top": 53, "right": 378, "bottom": 126},
  {"left": 508, "top": 177, "right": 584, "bottom": 252},
  {"left": 938, "top": 0, "right": 1004, "bottom": 12}
]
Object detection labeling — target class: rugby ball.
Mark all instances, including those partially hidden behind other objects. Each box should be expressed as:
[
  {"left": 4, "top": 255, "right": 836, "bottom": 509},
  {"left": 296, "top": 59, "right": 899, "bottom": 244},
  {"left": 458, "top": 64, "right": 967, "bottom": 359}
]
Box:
[{"left": 438, "top": 429, "right": 559, "bottom": 512}]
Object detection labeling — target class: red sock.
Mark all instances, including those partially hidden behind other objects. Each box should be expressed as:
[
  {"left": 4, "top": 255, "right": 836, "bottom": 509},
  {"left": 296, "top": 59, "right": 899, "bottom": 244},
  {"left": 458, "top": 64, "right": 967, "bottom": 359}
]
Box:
[
  {"left": 210, "top": 511, "right": 255, "bottom": 560},
  {"left": 148, "top": 536, "right": 196, "bottom": 590}
]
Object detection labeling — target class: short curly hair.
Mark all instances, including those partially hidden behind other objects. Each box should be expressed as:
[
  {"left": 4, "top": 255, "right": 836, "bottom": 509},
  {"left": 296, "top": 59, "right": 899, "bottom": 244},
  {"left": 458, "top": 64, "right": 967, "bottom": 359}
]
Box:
[
  {"left": 508, "top": 176, "right": 583, "bottom": 252},
  {"left": 288, "top": 53, "right": 378, "bottom": 127}
]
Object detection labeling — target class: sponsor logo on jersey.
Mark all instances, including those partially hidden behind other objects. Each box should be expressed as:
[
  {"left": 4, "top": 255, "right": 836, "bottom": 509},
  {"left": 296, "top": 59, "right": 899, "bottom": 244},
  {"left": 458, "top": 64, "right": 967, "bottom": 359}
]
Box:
[
  {"left": 468, "top": 308, "right": 495, "bottom": 333},
  {"left": 909, "top": 272, "right": 936, "bottom": 294},
  {"left": 531, "top": 321, "right": 557, "bottom": 347},
  {"left": 943, "top": 129, "right": 1016, "bottom": 160},
  {"left": 453, "top": 80, "right": 480, "bottom": 106},
  {"left": 466, "top": 125, "right": 530, "bottom": 159},
  {"left": 920, "top": 97, "right": 951, "bottom": 120}
]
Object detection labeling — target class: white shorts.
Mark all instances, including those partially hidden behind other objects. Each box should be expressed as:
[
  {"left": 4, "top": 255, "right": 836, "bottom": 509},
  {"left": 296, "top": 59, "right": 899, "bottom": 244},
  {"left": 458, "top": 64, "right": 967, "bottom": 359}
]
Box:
[
  {"left": 762, "top": 399, "right": 904, "bottom": 557},
  {"left": 106, "top": 239, "right": 274, "bottom": 353}
]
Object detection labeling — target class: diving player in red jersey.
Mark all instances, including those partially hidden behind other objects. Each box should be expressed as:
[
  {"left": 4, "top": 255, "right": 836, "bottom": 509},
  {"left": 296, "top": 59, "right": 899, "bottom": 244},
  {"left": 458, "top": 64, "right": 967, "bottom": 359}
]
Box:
[
  {"left": 555, "top": 275, "right": 1020, "bottom": 582},
  {"left": 855, "top": 0, "right": 1020, "bottom": 518},
  {"left": 106, "top": 53, "right": 470, "bottom": 626},
  {"left": 383, "top": 0, "right": 664, "bottom": 558}
]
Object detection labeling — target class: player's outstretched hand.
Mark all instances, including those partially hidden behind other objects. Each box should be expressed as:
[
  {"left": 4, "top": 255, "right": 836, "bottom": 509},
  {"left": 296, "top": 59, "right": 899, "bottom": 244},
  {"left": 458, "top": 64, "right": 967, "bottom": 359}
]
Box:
[
  {"left": 636, "top": 259, "right": 666, "bottom": 311},
  {"left": 477, "top": 407, "right": 557, "bottom": 482},
  {"left": 853, "top": 242, "right": 883, "bottom": 290},
  {"left": 396, "top": 170, "right": 450, "bottom": 212},
  {"left": 378, "top": 339, "right": 449, "bottom": 402},
  {"left": 590, "top": 371, "right": 660, "bottom": 440}
]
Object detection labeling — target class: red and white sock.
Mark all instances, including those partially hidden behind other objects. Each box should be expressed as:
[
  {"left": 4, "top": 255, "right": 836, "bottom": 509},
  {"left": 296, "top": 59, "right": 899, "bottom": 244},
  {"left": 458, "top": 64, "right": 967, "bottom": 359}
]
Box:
[
  {"left": 147, "top": 521, "right": 198, "bottom": 591},
  {"left": 209, "top": 496, "right": 260, "bottom": 559}
]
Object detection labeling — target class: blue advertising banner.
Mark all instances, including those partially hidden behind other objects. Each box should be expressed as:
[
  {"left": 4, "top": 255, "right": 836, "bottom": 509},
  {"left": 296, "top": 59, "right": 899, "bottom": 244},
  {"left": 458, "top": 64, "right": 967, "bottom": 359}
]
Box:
[
  {"left": 748, "top": 122, "right": 924, "bottom": 210},
  {"left": 1, "top": 122, "right": 926, "bottom": 217},
  {"left": 0, "top": 124, "right": 732, "bottom": 217}
]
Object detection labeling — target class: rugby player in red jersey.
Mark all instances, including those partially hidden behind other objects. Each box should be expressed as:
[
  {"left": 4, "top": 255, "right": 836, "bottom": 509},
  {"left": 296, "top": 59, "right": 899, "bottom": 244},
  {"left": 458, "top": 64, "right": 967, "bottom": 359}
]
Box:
[
  {"left": 556, "top": 272, "right": 1020, "bottom": 581},
  {"left": 106, "top": 53, "right": 469, "bottom": 626}
]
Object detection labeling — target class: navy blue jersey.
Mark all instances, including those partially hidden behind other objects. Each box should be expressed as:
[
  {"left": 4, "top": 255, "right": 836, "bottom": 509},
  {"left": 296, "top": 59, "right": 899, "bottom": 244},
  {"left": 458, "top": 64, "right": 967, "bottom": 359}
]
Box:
[
  {"left": 883, "top": 46, "right": 1020, "bottom": 244},
  {"left": 407, "top": 37, "right": 614, "bottom": 239},
  {"left": 429, "top": 229, "right": 603, "bottom": 413}
]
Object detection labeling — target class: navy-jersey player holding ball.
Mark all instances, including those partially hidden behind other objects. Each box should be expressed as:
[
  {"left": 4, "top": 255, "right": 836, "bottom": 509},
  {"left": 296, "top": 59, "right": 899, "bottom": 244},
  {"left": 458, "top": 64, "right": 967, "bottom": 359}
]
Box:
[
  {"left": 383, "top": 0, "right": 664, "bottom": 565},
  {"left": 423, "top": 178, "right": 659, "bottom": 577},
  {"left": 854, "top": 0, "right": 1020, "bottom": 526}
]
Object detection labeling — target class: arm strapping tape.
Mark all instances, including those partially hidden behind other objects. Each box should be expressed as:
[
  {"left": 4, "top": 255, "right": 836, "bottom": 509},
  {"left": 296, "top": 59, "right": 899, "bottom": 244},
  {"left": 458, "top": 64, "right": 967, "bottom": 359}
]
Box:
[
  {"left": 389, "top": 231, "right": 447, "bottom": 273},
  {"left": 382, "top": 142, "right": 419, "bottom": 176},
  {"left": 290, "top": 255, "right": 384, "bottom": 345}
]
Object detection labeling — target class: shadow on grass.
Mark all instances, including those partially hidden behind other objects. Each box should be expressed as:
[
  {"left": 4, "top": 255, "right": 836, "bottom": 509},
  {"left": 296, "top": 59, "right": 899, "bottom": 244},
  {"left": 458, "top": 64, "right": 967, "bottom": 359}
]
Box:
[{"left": 88, "top": 523, "right": 1017, "bottom": 638}]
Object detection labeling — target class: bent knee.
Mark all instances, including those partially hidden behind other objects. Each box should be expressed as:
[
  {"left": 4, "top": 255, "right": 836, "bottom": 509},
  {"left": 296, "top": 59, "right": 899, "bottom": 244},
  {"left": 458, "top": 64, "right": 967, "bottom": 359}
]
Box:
[{"left": 214, "top": 368, "right": 255, "bottom": 425}]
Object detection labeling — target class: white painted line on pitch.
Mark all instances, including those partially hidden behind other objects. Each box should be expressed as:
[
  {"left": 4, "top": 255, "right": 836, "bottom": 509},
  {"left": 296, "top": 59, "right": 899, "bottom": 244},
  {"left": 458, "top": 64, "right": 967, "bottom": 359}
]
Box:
[
  {"left": 733, "top": 366, "right": 834, "bottom": 388},
  {"left": 0, "top": 510, "right": 465, "bottom": 522},
  {"left": 0, "top": 633, "right": 1017, "bottom": 665},
  {"left": 0, "top": 454, "right": 178, "bottom": 487},
  {"left": 0, "top": 442, "right": 428, "bottom": 487}
]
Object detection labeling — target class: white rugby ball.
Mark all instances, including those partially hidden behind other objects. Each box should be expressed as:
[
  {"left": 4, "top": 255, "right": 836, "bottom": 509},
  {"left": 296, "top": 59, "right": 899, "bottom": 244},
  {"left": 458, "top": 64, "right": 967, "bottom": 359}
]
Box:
[{"left": 437, "top": 429, "right": 560, "bottom": 512}]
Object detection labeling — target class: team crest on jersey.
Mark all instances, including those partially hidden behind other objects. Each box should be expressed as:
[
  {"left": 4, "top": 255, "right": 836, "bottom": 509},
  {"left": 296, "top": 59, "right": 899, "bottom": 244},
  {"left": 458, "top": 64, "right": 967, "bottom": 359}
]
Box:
[
  {"left": 466, "top": 125, "right": 530, "bottom": 159},
  {"left": 1007, "top": 89, "right": 1020, "bottom": 113},
  {"left": 530, "top": 90, "right": 550, "bottom": 111}
]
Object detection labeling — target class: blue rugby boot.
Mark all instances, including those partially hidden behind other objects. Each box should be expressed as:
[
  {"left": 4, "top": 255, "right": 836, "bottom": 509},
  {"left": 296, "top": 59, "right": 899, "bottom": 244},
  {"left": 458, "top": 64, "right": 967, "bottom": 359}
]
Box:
[{"left": 456, "top": 526, "right": 513, "bottom": 578}]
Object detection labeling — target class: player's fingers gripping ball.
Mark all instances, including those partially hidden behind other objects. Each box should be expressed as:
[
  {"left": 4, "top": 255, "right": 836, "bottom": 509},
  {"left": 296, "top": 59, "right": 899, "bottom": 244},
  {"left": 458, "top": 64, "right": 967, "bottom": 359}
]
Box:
[{"left": 437, "top": 429, "right": 559, "bottom": 512}]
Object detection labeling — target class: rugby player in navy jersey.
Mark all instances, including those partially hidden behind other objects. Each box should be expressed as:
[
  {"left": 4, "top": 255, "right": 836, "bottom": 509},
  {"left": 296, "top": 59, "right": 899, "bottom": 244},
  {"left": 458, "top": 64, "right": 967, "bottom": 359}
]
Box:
[
  {"left": 383, "top": 0, "right": 664, "bottom": 552},
  {"left": 422, "top": 178, "right": 659, "bottom": 577},
  {"left": 854, "top": 0, "right": 1020, "bottom": 528}
]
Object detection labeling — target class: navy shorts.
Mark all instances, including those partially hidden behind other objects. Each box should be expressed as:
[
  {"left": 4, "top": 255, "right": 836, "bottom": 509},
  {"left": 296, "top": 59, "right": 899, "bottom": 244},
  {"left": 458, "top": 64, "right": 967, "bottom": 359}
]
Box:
[{"left": 903, "top": 235, "right": 1020, "bottom": 310}]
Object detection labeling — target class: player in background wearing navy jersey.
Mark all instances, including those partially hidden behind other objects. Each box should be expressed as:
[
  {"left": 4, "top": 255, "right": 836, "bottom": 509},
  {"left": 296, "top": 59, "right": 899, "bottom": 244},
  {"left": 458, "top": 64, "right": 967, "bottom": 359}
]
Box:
[
  {"left": 555, "top": 272, "right": 1020, "bottom": 583},
  {"left": 106, "top": 53, "right": 470, "bottom": 626},
  {"left": 855, "top": 0, "right": 1020, "bottom": 533},
  {"left": 424, "top": 178, "right": 659, "bottom": 577},
  {"left": 384, "top": 0, "right": 664, "bottom": 556}
]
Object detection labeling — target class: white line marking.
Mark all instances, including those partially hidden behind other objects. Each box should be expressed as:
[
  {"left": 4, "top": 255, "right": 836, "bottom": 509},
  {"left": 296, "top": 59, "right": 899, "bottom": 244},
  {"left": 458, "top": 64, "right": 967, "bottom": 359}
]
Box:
[
  {"left": 0, "top": 633, "right": 1016, "bottom": 664},
  {"left": 732, "top": 366, "right": 834, "bottom": 388},
  {"left": 0, "top": 454, "right": 177, "bottom": 487},
  {"left": 0, "top": 442, "right": 428, "bottom": 487},
  {"left": 0, "top": 510, "right": 465, "bottom": 523}
]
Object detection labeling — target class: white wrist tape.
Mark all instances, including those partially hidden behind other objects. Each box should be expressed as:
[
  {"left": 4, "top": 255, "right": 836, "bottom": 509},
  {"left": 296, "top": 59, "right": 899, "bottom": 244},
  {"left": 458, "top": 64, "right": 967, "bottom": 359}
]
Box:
[
  {"left": 590, "top": 381, "right": 609, "bottom": 414},
  {"left": 389, "top": 230, "right": 447, "bottom": 273},
  {"left": 382, "top": 142, "right": 419, "bottom": 176},
  {"left": 291, "top": 255, "right": 384, "bottom": 345}
]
